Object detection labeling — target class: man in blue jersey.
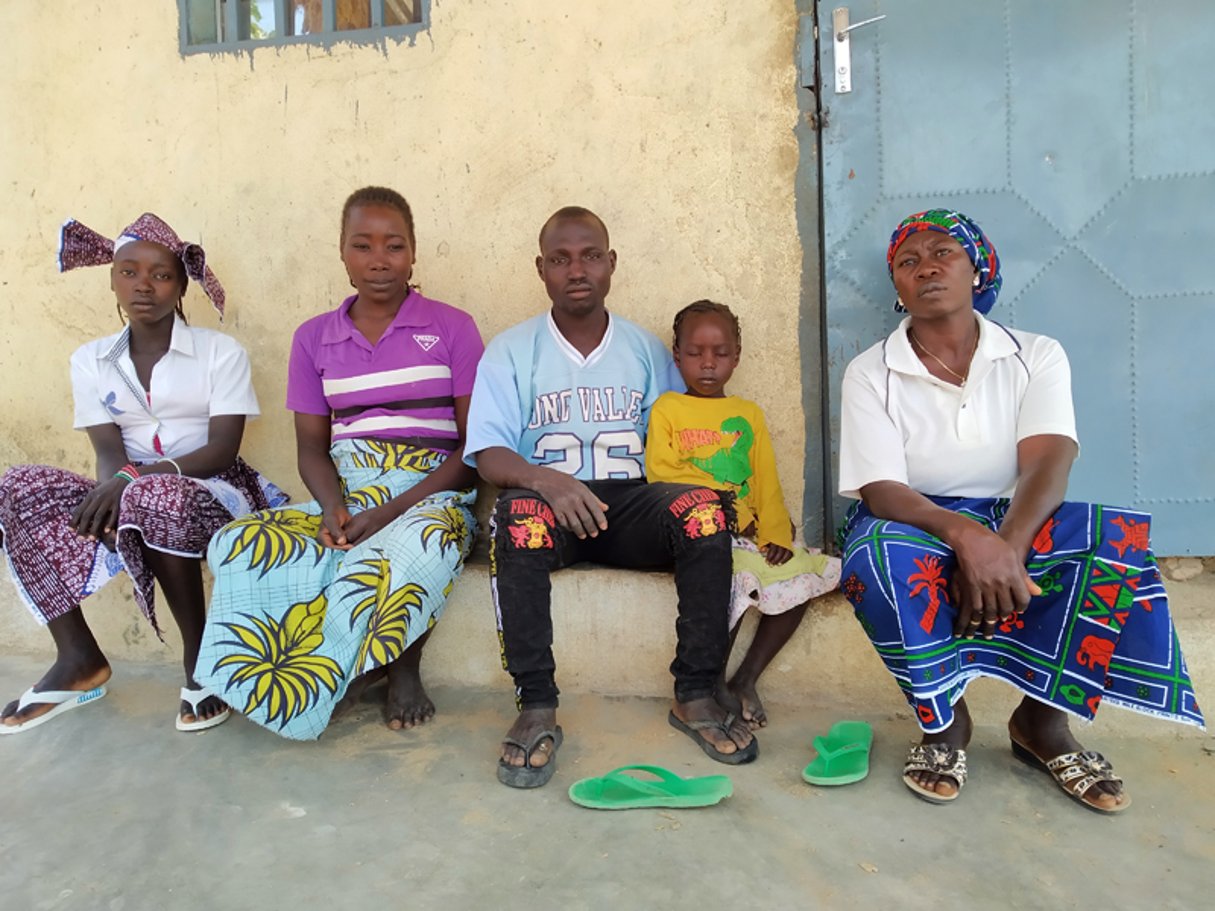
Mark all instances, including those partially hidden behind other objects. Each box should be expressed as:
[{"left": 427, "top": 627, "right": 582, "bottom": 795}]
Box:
[{"left": 466, "top": 206, "right": 757, "bottom": 788}]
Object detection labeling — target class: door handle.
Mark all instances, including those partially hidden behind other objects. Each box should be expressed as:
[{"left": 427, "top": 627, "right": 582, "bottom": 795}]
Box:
[{"left": 832, "top": 7, "right": 886, "bottom": 94}]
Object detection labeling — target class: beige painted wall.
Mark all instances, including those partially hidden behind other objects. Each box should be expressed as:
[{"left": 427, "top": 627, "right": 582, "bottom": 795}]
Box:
[{"left": 0, "top": 1, "right": 806, "bottom": 657}]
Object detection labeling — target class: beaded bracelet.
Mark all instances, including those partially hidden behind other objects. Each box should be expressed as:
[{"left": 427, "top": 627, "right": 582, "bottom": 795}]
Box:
[
  {"left": 157, "top": 457, "right": 182, "bottom": 476},
  {"left": 113, "top": 463, "right": 141, "bottom": 484}
]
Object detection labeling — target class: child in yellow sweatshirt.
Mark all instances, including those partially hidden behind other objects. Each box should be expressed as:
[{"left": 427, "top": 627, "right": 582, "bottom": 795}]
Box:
[{"left": 645, "top": 300, "right": 840, "bottom": 728}]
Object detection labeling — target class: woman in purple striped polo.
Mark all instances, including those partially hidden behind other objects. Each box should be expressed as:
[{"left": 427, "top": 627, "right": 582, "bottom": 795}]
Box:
[{"left": 195, "top": 187, "right": 484, "bottom": 740}]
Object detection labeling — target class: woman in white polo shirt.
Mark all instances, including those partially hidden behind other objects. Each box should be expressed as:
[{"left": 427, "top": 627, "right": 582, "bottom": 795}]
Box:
[
  {"left": 0, "top": 213, "right": 283, "bottom": 736},
  {"left": 837, "top": 209, "right": 1202, "bottom": 813}
]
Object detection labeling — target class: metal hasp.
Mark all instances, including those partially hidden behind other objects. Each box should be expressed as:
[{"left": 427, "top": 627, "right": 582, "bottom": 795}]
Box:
[{"left": 833, "top": 8, "right": 887, "bottom": 94}]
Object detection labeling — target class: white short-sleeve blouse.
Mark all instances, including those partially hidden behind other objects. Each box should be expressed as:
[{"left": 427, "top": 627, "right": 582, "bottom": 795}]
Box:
[
  {"left": 838, "top": 313, "right": 1077, "bottom": 500},
  {"left": 70, "top": 318, "right": 260, "bottom": 462}
]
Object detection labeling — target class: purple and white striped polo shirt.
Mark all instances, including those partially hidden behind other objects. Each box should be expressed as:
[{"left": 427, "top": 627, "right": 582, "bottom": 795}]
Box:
[{"left": 286, "top": 292, "right": 484, "bottom": 450}]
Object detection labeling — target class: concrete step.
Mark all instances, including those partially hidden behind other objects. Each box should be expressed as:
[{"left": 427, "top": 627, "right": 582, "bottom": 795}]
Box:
[{"left": 2, "top": 560, "right": 1211, "bottom": 738}]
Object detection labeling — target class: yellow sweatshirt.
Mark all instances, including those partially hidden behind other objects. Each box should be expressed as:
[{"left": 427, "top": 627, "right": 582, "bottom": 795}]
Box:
[{"left": 645, "top": 391, "right": 793, "bottom": 550}]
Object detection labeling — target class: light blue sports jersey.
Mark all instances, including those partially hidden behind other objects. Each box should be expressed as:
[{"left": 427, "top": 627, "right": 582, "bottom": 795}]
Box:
[{"left": 465, "top": 311, "right": 683, "bottom": 480}]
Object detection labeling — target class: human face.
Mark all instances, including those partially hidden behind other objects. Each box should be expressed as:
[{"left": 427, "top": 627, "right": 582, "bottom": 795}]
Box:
[
  {"left": 889, "top": 231, "right": 978, "bottom": 319},
  {"left": 673, "top": 312, "right": 740, "bottom": 398},
  {"left": 110, "top": 241, "right": 185, "bottom": 326},
  {"left": 536, "top": 216, "right": 616, "bottom": 318},
  {"left": 341, "top": 204, "right": 416, "bottom": 306}
]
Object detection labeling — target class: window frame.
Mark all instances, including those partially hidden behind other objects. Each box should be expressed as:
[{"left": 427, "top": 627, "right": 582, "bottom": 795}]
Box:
[{"left": 178, "top": 0, "right": 429, "bottom": 54}]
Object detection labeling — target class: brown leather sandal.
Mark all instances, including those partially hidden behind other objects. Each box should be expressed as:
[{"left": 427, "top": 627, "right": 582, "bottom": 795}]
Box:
[
  {"left": 902, "top": 743, "right": 968, "bottom": 804},
  {"left": 1010, "top": 739, "right": 1131, "bottom": 814}
]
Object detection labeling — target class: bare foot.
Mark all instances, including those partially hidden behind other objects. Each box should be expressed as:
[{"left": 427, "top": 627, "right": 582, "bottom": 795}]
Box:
[
  {"left": 726, "top": 676, "right": 767, "bottom": 729},
  {"left": 715, "top": 678, "right": 743, "bottom": 718},
  {"left": 1, "top": 659, "right": 112, "bottom": 728},
  {"left": 500, "top": 707, "right": 558, "bottom": 769},
  {"left": 1008, "top": 700, "right": 1127, "bottom": 811},
  {"left": 906, "top": 699, "right": 972, "bottom": 800},
  {"left": 671, "top": 695, "right": 754, "bottom": 757},
  {"left": 385, "top": 659, "right": 434, "bottom": 730},
  {"left": 332, "top": 665, "right": 388, "bottom": 720}
]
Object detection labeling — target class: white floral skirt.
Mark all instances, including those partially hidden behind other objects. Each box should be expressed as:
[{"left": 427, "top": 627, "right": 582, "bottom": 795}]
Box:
[{"left": 729, "top": 536, "right": 841, "bottom": 629}]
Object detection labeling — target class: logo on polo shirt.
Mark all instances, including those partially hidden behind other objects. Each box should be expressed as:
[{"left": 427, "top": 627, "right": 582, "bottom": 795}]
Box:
[{"left": 413, "top": 333, "right": 440, "bottom": 351}]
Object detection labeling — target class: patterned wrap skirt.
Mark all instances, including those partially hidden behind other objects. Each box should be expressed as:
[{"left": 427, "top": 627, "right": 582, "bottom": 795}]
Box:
[
  {"left": 0, "top": 459, "right": 282, "bottom": 637},
  {"left": 729, "top": 536, "right": 841, "bottom": 630},
  {"left": 195, "top": 439, "right": 476, "bottom": 741},
  {"left": 839, "top": 497, "right": 1204, "bottom": 733}
]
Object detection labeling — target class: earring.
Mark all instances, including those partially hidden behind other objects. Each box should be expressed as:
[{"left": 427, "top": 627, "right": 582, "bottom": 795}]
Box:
[
  {"left": 893, "top": 296, "right": 907, "bottom": 313},
  {"left": 972, "top": 273, "right": 981, "bottom": 287}
]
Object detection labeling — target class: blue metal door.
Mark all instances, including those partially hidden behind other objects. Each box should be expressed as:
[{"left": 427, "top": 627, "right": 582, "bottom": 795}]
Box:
[{"left": 811, "top": 0, "right": 1215, "bottom": 554}]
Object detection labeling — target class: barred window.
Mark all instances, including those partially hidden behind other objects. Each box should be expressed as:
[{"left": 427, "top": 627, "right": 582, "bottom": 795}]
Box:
[{"left": 181, "top": 0, "right": 425, "bottom": 52}]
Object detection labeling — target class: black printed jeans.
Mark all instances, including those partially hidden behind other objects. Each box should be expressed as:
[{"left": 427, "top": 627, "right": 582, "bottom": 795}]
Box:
[{"left": 490, "top": 479, "right": 734, "bottom": 710}]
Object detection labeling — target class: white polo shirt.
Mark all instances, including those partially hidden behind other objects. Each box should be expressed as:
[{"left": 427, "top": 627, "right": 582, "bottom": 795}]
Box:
[
  {"left": 838, "top": 313, "right": 1077, "bottom": 499},
  {"left": 70, "top": 318, "right": 260, "bottom": 462}
]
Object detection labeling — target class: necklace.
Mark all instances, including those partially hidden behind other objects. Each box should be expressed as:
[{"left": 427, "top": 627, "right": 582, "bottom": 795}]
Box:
[{"left": 908, "top": 328, "right": 978, "bottom": 387}]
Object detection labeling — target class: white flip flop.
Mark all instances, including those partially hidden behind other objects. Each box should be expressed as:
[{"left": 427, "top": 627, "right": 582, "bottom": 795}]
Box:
[
  {"left": 176, "top": 685, "right": 231, "bottom": 732},
  {"left": 0, "top": 685, "right": 107, "bottom": 736}
]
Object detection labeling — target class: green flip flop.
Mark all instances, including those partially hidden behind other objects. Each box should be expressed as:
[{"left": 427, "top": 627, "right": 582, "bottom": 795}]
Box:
[
  {"left": 801, "top": 720, "right": 873, "bottom": 786},
  {"left": 568, "top": 764, "right": 733, "bottom": 810}
]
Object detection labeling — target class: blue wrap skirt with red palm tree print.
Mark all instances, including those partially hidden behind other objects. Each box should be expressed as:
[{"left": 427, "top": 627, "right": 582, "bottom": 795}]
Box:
[{"left": 839, "top": 497, "right": 1204, "bottom": 733}]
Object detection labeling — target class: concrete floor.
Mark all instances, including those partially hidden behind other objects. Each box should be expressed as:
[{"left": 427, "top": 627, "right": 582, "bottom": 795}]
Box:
[{"left": 1, "top": 655, "right": 1212, "bottom": 911}]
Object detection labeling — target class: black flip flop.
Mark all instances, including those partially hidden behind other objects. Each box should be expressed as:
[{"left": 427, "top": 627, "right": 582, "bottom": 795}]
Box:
[
  {"left": 497, "top": 726, "right": 564, "bottom": 789},
  {"left": 668, "top": 711, "right": 759, "bottom": 765}
]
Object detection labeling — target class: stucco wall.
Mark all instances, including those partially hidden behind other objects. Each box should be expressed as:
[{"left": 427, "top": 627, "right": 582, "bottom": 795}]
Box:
[{"left": 0, "top": 1, "right": 805, "bottom": 657}]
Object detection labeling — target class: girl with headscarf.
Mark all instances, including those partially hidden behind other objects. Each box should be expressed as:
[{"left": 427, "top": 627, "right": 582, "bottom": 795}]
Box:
[
  {"left": 837, "top": 209, "right": 1203, "bottom": 813},
  {"left": 0, "top": 214, "right": 284, "bottom": 735}
]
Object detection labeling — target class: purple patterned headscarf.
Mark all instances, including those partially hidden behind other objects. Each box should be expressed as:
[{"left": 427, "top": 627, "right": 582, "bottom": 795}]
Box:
[
  {"left": 58, "top": 213, "right": 226, "bottom": 316},
  {"left": 887, "top": 209, "right": 1001, "bottom": 315}
]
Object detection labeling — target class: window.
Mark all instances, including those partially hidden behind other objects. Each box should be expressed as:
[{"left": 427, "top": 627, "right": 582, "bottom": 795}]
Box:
[{"left": 180, "top": 0, "right": 426, "bottom": 52}]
